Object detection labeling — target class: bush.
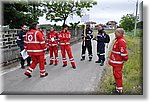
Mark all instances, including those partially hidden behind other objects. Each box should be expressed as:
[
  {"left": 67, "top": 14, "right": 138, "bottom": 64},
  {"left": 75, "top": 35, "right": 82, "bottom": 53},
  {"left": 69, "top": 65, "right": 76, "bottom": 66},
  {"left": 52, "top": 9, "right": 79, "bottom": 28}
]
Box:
[{"left": 125, "top": 29, "right": 143, "bottom": 37}]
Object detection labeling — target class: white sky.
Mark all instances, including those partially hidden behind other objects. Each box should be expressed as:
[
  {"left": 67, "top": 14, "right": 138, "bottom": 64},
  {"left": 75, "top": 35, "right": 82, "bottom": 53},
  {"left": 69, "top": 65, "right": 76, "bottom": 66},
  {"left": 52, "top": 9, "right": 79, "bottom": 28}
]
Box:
[{"left": 38, "top": 0, "right": 143, "bottom": 25}]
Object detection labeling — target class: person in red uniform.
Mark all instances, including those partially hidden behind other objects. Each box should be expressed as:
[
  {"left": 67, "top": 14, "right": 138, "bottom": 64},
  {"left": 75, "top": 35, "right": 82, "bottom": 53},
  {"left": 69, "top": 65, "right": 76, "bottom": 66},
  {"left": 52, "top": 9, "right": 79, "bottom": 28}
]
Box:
[
  {"left": 59, "top": 24, "right": 76, "bottom": 69},
  {"left": 108, "top": 28, "right": 128, "bottom": 94},
  {"left": 47, "top": 27, "right": 59, "bottom": 65},
  {"left": 24, "top": 22, "right": 48, "bottom": 78},
  {"left": 38, "top": 27, "right": 47, "bottom": 65}
]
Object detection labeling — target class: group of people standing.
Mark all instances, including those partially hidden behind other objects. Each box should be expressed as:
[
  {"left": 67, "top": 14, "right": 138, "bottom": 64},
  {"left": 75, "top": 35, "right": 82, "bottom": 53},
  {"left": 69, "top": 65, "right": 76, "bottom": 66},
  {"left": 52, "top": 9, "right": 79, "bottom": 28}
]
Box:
[
  {"left": 17, "top": 22, "right": 128, "bottom": 94},
  {"left": 80, "top": 25, "right": 128, "bottom": 94},
  {"left": 46, "top": 25, "right": 76, "bottom": 68},
  {"left": 17, "top": 23, "right": 76, "bottom": 78},
  {"left": 81, "top": 24, "right": 110, "bottom": 66}
]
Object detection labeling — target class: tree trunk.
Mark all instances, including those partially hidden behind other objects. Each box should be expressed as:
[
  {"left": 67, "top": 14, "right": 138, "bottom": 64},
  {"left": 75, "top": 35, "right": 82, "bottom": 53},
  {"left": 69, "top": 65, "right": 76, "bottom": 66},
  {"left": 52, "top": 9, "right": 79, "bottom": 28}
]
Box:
[
  {"left": 63, "top": 19, "right": 66, "bottom": 27},
  {"left": 63, "top": 16, "right": 67, "bottom": 27}
]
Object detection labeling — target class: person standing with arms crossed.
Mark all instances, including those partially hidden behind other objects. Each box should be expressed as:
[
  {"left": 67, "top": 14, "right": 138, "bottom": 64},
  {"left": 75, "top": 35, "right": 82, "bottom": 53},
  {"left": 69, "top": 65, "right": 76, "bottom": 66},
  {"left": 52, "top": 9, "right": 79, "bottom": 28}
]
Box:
[
  {"left": 94, "top": 24, "right": 110, "bottom": 66},
  {"left": 108, "top": 28, "right": 128, "bottom": 94}
]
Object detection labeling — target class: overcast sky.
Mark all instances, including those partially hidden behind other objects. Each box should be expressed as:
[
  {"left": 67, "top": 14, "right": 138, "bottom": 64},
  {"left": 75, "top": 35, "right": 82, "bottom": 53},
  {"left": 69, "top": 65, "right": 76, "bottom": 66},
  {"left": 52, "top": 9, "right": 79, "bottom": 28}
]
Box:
[{"left": 38, "top": 0, "right": 143, "bottom": 25}]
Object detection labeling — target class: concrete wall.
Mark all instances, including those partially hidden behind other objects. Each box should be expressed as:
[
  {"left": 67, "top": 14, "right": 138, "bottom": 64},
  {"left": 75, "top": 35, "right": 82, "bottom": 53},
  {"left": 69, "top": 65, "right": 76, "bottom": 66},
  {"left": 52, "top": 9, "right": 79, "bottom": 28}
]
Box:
[{"left": 0, "top": 29, "right": 20, "bottom": 64}]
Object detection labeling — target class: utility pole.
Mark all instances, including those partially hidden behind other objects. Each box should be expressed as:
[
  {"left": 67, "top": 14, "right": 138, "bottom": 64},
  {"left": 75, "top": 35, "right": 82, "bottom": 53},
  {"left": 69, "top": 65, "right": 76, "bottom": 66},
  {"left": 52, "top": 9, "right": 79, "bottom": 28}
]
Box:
[{"left": 134, "top": 0, "right": 138, "bottom": 36}]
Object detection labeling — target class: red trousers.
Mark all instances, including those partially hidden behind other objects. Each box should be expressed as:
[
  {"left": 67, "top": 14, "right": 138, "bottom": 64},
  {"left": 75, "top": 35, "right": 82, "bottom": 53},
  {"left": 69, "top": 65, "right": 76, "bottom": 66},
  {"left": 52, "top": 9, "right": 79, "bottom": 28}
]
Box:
[
  {"left": 25, "top": 54, "right": 46, "bottom": 76},
  {"left": 60, "top": 45, "right": 75, "bottom": 67},
  {"left": 49, "top": 46, "right": 58, "bottom": 64},
  {"left": 113, "top": 66, "right": 123, "bottom": 90}
]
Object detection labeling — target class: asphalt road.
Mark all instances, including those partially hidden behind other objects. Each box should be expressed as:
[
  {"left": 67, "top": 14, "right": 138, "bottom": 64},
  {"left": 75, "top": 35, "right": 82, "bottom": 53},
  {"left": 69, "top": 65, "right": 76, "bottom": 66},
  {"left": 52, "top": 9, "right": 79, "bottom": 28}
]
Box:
[{"left": 1, "top": 34, "right": 115, "bottom": 95}]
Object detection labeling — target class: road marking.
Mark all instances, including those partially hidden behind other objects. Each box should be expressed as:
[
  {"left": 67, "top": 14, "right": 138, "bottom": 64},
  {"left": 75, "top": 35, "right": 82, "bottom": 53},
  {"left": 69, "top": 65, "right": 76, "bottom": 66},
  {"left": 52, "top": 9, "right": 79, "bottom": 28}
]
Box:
[{"left": 0, "top": 66, "right": 20, "bottom": 76}]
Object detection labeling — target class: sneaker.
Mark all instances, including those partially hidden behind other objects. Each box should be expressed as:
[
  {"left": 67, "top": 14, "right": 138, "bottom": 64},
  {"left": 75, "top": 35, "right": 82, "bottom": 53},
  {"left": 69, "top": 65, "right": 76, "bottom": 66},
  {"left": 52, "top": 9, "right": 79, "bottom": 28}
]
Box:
[
  {"left": 24, "top": 73, "right": 32, "bottom": 78},
  {"left": 62, "top": 65, "right": 67, "bottom": 67},
  {"left": 40, "top": 73, "right": 48, "bottom": 78}
]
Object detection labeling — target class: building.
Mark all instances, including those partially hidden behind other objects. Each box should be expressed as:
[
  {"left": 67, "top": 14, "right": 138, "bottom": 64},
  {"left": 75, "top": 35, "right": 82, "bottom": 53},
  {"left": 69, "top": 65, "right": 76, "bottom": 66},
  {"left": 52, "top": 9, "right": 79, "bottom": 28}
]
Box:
[{"left": 106, "top": 21, "right": 117, "bottom": 29}]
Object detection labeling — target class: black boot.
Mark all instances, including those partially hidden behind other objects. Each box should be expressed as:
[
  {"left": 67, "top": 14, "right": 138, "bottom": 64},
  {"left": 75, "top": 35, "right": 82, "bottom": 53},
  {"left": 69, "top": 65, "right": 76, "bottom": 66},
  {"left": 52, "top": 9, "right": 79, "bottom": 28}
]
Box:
[
  {"left": 24, "top": 72, "right": 32, "bottom": 78},
  {"left": 62, "top": 64, "right": 67, "bottom": 67},
  {"left": 100, "top": 61, "right": 104, "bottom": 66},
  {"left": 21, "top": 66, "right": 25, "bottom": 69},
  {"left": 20, "top": 57, "right": 25, "bottom": 68},
  {"left": 112, "top": 90, "right": 123, "bottom": 95},
  {"left": 27, "top": 58, "right": 31, "bottom": 66},
  {"left": 80, "top": 56, "right": 85, "bottom": 61},
  {"left": 96, "top": 54, "right": 101, "bottom": 63},
  {"left": 26, "top": 57, "right": 31, "bottom": 66},
  {"left": 72, "top": 66, "right": 76, "bottom": 69},
  {"left": 89, "top": 57, "right": 92, "bottom": 61},
  {"left": 95, "top": 60, "right": 101, "bottom": 63},
  {"left": 27, "top": 64, "right": 30, "bottom": 66},
  {"left": 40, "top": 73, "right": 48, "bottom": 78}
]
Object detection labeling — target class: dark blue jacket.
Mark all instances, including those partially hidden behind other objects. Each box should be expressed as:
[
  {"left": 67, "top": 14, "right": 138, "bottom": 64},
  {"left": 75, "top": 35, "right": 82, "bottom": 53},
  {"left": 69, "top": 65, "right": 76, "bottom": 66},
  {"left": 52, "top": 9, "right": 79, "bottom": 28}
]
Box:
[
  {"left": 96, "top": 30, "right": 106, "bottom": 54},
  {"left": 16, "top": 30, "right": 26, "bottom": 51}
]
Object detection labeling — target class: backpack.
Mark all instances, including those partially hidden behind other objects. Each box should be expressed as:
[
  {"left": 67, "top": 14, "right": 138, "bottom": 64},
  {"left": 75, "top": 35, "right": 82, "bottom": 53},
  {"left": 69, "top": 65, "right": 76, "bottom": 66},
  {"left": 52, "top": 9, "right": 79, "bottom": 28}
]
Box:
[{"left": 104, "top": 34, "right": 110, "bottom": 43}]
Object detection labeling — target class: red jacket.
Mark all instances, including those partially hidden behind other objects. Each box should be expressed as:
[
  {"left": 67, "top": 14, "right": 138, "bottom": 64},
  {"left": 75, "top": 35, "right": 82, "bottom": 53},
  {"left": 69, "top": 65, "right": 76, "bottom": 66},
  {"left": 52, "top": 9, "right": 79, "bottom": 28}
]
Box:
[
  {"left": 24, "top": 29, "right": 47, "bottom": 56},
  {"left": 59, "top": 30, "right": 71, "bottom": 45},
  {"left": 108, "top": 35, "right": 128, "bottom": 67},
  {"left": 47, "top": 31, "right": 59, "bottom": 46}
]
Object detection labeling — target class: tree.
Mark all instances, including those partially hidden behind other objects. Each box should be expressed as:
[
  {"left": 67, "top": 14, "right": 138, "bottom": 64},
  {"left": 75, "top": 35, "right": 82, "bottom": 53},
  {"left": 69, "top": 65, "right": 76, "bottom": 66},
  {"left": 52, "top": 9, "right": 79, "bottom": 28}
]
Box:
[
  {"left": 3, "top": 1, "right": 44, "bottom": 29},
  {"left": 43, "top": 0, "right": 97, "bottom": 26},
  {"left": 69, "top": 21, "right": 80, "bottom": 29},
  {"left": 69, "top": 21, "right": 80, "bottom": 35},
  {"left": 119, "top": 14, "right": 138, "bottom": 32}
]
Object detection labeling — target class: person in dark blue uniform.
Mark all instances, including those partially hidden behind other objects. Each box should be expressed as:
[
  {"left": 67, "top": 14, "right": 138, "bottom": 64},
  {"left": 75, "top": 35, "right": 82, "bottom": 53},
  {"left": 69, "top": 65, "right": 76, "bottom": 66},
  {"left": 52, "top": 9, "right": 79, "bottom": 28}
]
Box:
[
  {"left": 94, "top": 24, "right": 107, "bottom": 66},
  {"left": 81, "top": 25, "right": 93, "bottom": 61},
  {"left": 16, "top": 25, "right": 31, "bottom": 69}
]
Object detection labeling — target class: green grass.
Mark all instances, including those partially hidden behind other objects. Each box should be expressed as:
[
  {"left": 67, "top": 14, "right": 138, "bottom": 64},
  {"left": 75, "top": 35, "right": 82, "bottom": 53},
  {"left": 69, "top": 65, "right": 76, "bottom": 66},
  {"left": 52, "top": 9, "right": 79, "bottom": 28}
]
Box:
[
  {"left": 92, "top": 29, "right": 115, "bottom": 38},
  {"left": 105, "top": 29, "right": 115, "bottom": 34},
  {"left": 125, "top": 29, "right": 143, "bottom": 37},
  {"left": 97, "top": 30, "right": 143, "bottom": 95}
]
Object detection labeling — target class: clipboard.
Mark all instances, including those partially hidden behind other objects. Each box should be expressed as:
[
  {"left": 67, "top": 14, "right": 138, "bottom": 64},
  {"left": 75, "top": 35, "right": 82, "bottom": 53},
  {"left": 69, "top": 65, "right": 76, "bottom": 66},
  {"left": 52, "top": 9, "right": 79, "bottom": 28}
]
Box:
[{"left": 20, "top": 49, "right": 29, "bottom": 60}]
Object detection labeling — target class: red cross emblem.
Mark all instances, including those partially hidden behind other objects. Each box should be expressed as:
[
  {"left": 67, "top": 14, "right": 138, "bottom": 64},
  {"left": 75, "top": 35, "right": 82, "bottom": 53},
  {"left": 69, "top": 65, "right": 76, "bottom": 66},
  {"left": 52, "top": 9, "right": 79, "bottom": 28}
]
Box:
[{"left": 28, "top": 35, "right": 33, "bottom": 41}]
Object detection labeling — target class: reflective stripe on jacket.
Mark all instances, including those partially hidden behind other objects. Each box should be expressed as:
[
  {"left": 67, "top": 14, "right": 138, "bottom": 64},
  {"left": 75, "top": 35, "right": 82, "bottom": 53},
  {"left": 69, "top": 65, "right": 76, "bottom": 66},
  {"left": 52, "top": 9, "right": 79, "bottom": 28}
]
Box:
[
  {"left": 108, "top": 35, "right": 128, "bottom": 67},
  {"left": 24, "top": 29, "right": 47, "bottom": 55}
]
